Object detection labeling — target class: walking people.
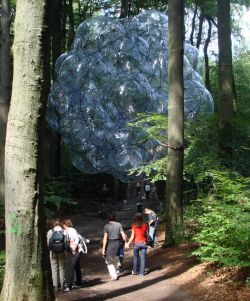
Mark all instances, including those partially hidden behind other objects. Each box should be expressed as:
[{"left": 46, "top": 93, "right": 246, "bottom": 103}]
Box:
[
  {"left": 117, "top": 234, "right": 125, "bottom": 272},
  {"left": 125, "top": 213, "right": 148, "bottom": 276},
  {"left": 143, "top": 208, "right": 158, "bottom": 246},
  {"left": 62, "top": 218, "right": 83, "bottom": 292},
  {"left": 47, "top": 219, "right": 66, "bottom": 292},
  {"left": 102, "top": 212, "right": 127, "bottom": 281}
]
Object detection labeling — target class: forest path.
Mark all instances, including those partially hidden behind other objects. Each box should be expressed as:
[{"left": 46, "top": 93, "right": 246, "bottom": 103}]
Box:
[{"left": 56, "top": 209, "right": 200, "bottom": 301}]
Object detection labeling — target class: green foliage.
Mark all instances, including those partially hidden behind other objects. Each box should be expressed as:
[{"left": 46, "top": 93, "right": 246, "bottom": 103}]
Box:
[
  {"left": 129, "top": 113, "right": 167, "bottom": 143},
  {"left": 128, "top": 105, "right": 250, "bottom": 266},
  {"left": 189, "top": 171, "right": 250, "bottom": 267},
  {"left": 44, "top": 177, "right": 76, "bottom": 218},
  {"left": 0, "top": 251, "right": 5, "bottom": 289},
  {"left": 128, "top": 113, "right": 168, "bottom": 182},
  {"left": 129, "top": 157, "right": 168, "bottom": 182}
]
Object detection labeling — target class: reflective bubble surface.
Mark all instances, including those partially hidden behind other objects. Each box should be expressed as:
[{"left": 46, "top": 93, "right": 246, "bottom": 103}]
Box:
[{"left": 47, "top": 11, "right": 213, "bottom": 182}]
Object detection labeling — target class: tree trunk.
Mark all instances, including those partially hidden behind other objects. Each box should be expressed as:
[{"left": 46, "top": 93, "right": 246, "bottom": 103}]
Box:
[
  {"left": 0, "top": 0, "right": 11, "bottom": 204},
  {"left": 46, "top": 0, "right": 62, "bottom": 177},
  {"left": 190, "top": 3, "right": 198, "bottom": 46},
  {"left": 217, "top": 0, "right": 236, "bottom": 159},
  {"left": 165, "top": 0, "right": 184, "bottom": 246},
  {"left": 0, "top": 0, "right": 54, "bottom": 299},
  {"left": 67, "top": 0, "right": 75, "bottom": 49},
  {"left": 196, "top": 12, "right": 204, "bottom": 49},
  {"left": 120, "top": 0, "right": 129, "bottom": 18},
  {"left": 61, "top": 0, "right": 67, "bottom": 52},
  {"left": 204, "top": 16, "right": 212, "bottom": 91}
]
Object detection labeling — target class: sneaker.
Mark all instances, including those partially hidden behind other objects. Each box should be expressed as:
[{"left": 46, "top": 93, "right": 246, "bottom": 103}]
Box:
[
  {"left": 63, "top": 287, "right": 71, "bottom": 292},
  {"left": 111, "top": 276, "right": 118, "bottom": 281},
  {"left": 131, "top": 271, "right": 139, "bottom": 275}
]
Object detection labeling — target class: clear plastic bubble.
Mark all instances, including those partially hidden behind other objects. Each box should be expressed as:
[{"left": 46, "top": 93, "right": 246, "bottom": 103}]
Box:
[{"left": 47, "top": 10, "right": 214, "bottom": 182}]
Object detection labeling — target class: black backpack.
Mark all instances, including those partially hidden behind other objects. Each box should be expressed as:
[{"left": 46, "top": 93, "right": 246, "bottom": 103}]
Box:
[{"left": 49, "top": 229, "right": 65, "bottom": 253}]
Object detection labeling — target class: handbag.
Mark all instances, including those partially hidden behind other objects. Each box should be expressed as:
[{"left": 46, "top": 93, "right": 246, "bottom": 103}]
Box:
[{"left": 146, "top": 233, "right": 154, "bottom": 246}]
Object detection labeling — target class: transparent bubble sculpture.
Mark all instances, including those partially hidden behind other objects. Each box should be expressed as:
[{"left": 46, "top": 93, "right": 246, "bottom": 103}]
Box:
[{"left": 47, "top": 10, "right": 213, "bottom": 182}]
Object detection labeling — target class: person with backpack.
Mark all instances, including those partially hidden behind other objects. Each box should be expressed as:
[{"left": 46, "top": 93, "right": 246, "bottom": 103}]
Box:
[
  {"left": 125, "top": 213, "right": 148, "bottom": 276},
  {"left": 62, "top": 218, "right": 83, "bottom": 292},
  {"left": 47, "top": 219, "right": 66, "bottom": 292}
]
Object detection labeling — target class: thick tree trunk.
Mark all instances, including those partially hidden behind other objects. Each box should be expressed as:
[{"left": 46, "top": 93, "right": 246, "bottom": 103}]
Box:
[
  {"left": 0, "top": 0, "right": 54, "bottom": 300},
  {"left": 0, "top": 0, "right": 11, "bottom": 203},
  {"left": 204, "top": 16, "right": 212, "bottom": 91},
  {"left": 217, "top": 0, "right": 236, "bottom": 159},
  {"left": 165, "top": 0, "right": 184, "bottom": 246}
]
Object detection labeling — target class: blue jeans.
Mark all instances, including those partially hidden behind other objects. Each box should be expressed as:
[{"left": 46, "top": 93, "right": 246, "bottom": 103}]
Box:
[
  {"left": 133, "top": 243, "right": 147, "bottom": 275},
  {"left": 149, "top": 225, "right": 157, "bottom": 242}
]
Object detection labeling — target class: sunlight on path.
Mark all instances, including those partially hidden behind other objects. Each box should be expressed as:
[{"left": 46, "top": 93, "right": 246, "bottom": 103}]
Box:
[{"left": 56, "top": 209, "right": 199, "bottom": 301}]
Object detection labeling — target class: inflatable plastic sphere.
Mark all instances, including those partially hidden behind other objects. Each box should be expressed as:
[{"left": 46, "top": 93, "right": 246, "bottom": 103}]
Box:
[{"left": 47, "top": 10, "right": 213, "bottom": 182}]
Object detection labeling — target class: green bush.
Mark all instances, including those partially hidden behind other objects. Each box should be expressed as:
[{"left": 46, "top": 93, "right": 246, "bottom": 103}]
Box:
[
  {"left": 0, "top": 251, "right": 5, "bottom": 289},
  {"left": 188, "top": 171, "right": 250, "bottom": 267},
  {"left": 44, "top": 177, "right": 76, "bottom": 218}
]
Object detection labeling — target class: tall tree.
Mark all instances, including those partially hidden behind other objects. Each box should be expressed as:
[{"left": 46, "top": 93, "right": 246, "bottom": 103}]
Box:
[
  {"left": 204, "top": 16, "right": 212, "bottom": 91},
  {"left": 0, "top": 0, "right": 11, "bottom": 203},
  {"left": 44, "top": 0, "right": 62, "bottom": 177},
  {"left": 120, "top": 0, "right": 130, "bottom": 18},
  {"left": 0, "top": 0, "right": 54, "bottom": 299},
  {"left": 67, "top": 0, "right": 75, "bottom": 49},
  {"left": 165, "top": 0, "right": 184, "bottom": 246},
  {"left": 217, "top": 0, "right": 237, "bottom": 159}
]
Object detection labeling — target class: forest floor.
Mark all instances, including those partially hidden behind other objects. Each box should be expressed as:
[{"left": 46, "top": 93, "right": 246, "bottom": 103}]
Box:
[{"left": 56, "top": 206, "right": 250, "bottom": 301}]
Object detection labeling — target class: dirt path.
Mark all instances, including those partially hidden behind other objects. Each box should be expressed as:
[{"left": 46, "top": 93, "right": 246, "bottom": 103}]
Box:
[{"left": 56, "top": 213, "right": 200, "bottom": 301}]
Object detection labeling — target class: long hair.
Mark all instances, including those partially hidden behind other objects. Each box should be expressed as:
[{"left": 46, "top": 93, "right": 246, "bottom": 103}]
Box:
[
  {"left": 62, "top": 218, "right": 73, "bottom": 227},
  {"left": 134, "top": 213, "right": 144, "bottom": 227}
]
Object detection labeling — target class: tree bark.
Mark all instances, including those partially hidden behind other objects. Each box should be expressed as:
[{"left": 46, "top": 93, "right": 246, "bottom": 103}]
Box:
[
  {"left": 120, "top": 0, "right": 129, "bottom": 18},
  {"left": 196, "top": 12, "right": 204, "bottom": 49},
  {"left": 67, "top": 0, "right": 75, "bottom": 49},
  {"left": 165, "top": 0, "right": 184, "bottom": 246},
  {"left": 190, "top": 3, "right": 198, "bottom": 46},
  {"left": 204, "top": 16, "right": 212, "bottom": 91},
  {"left": 217, "top": 0, "right": 237, "bottom": 159},
  {"left": 0, "top": 0, "right": 11, "bottom": 204},
  {"left": 61, "top": 0, "right": 67, "bottom": 52},
  {"left": 0, "top": 0, "right": 54, "bottom": 299},
  {"left": 47, "top": 0, "right": 62, "bottom": 177}
]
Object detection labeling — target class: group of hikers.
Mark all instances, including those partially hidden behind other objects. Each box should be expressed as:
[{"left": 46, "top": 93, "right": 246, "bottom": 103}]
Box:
[
  {"left": 47, "top": 208, "right": 158, "bottom": 293},
  {"left": 102, "top": 208, "right": 158, "bottom": 282}
]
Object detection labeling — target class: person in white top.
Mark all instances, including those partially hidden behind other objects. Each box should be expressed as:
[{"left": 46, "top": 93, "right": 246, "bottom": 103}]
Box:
[
  {"left": 47, "top": 219, "right": 66, "bottom": 292},
  {"left": 62, "top": 219, "right": 82, "bottom": 292}
]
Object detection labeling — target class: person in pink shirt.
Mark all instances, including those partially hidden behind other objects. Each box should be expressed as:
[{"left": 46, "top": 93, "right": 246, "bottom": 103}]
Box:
[{"left": 125, "top": 213, "right": 148, "bottom": 276}]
